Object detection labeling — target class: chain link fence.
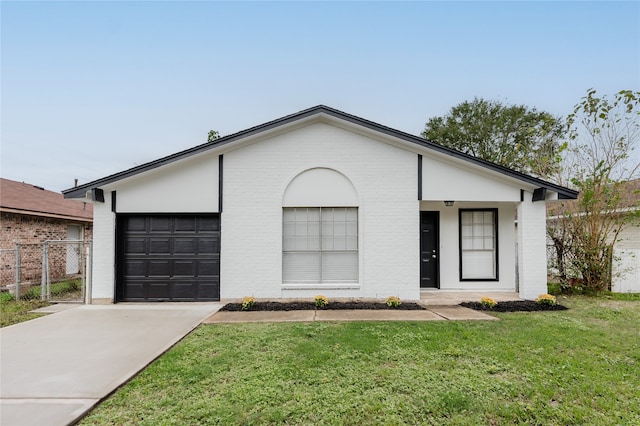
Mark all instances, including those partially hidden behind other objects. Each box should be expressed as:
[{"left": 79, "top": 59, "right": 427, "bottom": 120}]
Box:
[{"left": 0, "top": 241, "right": 91, "bottom": 302}]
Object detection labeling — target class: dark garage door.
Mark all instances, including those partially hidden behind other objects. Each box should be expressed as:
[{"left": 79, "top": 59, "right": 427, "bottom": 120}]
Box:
[{"left": 116, "top": 214, "right": 220, "bottom": 302}]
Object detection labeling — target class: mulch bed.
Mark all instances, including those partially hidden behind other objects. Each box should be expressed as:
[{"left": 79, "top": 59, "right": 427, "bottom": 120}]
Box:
[
  {"left": 220, "top": 301, "right": 427, "bottom": 312},
  {"left": 460, "top": 300, "right": 568, "bottom": 312}
]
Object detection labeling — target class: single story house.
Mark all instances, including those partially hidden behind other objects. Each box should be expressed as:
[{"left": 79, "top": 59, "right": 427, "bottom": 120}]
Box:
[
  {"left": 63, "top": 106, "right": 577, "bottom": 303},
  {"left": 1, "top": 178, "right": 93, "bottom": 287}
]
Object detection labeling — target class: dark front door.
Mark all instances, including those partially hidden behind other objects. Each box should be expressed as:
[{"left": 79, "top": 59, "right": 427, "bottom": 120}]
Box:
[
  {"left": 420, "top": 211, "right": 439, "bottom": 288},
  {"left": 116, "top": 214, "right": 220, "bottom": 302}
]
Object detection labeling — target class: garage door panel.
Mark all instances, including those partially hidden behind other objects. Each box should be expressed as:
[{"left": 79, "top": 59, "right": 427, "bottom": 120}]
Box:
[
  {"left": 149, "top": 261, "right": 171, "bottom": 277},
  {"left": 174, "top": 260, "right": 196, "bottom": 276},
  {"left": 150, "top": 217, "right": 171, "bottom": 232},
  {"left": 148, "top": 282, "right": 171, "bottom": 299},
  {"left": 198, "top": 283, "right": 219, "bottom": 299},
  {"left": 174, "top": 238, "right": 196, "bottom": 253},
  {"left": 124, "top": 282, "right": 145, "bottom": 299},
  {"left": 175, "top": 217, "right": 197, "bottom": 232},
  {"left": 198, "top": 238, "right": 219, "bottom": 254},
  {"left": 125, "top": 260, "right": 146, "bottom": 277},
  {"left": 173, "top": 281, "right": 197, "bottom": 299},
  {"left": 149, "top": 238, "right": 171, "bottom": 255},
  {"left": 126, "top": 217, "right": 146, "bottom": 232},
  {"left": 125, "top": 238, "right": 146, "bottom": 254},
  {"left": 198, "top": 260, "right": 219, "bottom": 277},
  {"left": 117, "top": 214, "right": 220, "bottom": 302},
  {"left": 199, "top": 217, "right": 220, "bottom": 231}
]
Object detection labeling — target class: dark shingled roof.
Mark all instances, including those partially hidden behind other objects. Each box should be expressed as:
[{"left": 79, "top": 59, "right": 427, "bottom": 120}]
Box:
[
  {"left": 62, "top": 105, "right": 578, "bottom": 200},
  {"left": 1, "top": 178, "right": 92, "bottom": 221}
]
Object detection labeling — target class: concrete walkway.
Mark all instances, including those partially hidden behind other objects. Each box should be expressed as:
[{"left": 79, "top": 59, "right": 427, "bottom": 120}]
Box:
[
  {"left": 203, "top": 305, "right": 497, "bottom": 323},
  {"left": 0, "top": 303, "right": 222, "bottom": 426}
]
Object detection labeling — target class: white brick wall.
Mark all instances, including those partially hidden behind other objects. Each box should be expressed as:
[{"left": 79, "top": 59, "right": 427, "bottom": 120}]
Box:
[
  {"left": 221, "top": 122, "right": 419, "bottom": 300},
  {"left": 517, "top": 195, "right": 549, "bottom": 299},
  {"left": 91, "top": 191, "right": 115, "bottom": 301}
]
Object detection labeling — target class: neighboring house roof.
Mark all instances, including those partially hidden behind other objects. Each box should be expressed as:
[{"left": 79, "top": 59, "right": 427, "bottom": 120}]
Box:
[
  {"left": 547, "top": 178, "right": 640, "bottom": 217},
  {"left": 618, "top": 178, "right": 640, "bottom": 210},
  {"left": 62, "top": 105, "right": 579, "bottom": 200},
  {"left": 0, "top": 178, "right": 93, "bottom": 222}
]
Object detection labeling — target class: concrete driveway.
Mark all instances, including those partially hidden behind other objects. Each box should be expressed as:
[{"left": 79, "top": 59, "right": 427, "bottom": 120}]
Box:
[{"left": 0, "top": 303, "right": 222, "bottom": 426}]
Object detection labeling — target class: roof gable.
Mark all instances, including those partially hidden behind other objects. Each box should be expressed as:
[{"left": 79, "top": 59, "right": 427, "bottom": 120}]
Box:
[
  {"left": 63, "top": 105, "right": 578, "bottom": 200},
  {"left": 1, "top": 178, "right": 93, "bottom": 221}
]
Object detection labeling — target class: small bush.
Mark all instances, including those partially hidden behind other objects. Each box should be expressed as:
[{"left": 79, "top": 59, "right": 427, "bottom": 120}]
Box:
[
  {"left": 314, "top": 295, "right": 328, "bottom": 308},
  {"left": 547, "top": 282, "right": 562, "bottom": 295},
  {"left": 241, "top": 296, "right": 255, "bottom": 311},
  {"left": 480, "top": 297, "right": 497, "bottom": 309},
  {"left": 386, "top": 296, "right": 401, "bottom": 308},
  {"left": 536, "top": 294, "right": 557, "bottom": 306}
]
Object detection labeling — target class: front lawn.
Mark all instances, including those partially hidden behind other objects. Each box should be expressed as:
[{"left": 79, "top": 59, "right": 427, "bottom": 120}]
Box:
[
  {"left": 81, "top": 296, "right": 640, "bottom": 425},
  {"left": 0, "top": 291, "right": 49, "bottom": 328}
]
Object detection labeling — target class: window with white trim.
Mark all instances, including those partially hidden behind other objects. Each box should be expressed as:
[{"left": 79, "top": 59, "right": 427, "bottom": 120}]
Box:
[
  {"left": 459, "top": 209, "right": 498, "bottom": 280},
  {"left": 283, "top": 207, "right": 358, "bottom": 283}
]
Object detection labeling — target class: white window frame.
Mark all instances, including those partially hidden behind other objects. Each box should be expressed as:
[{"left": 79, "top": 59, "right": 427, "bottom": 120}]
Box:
[
  {"left": 459, "top": 209, "right": 498, "bottom": 281},
  {"left": 283, "top": 207, "right": 358, "bottom": 284}
]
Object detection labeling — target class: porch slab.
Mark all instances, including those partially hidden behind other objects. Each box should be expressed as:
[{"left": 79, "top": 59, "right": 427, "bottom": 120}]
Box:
[
  {"left": 203, "top": 310, "right": 316, "bottom": 323},
  {"left": 315, "top": 309, "right": 443, "bottom": 322},
  {"left": 427, "top": 305, "right": 499, "bottom": 321},
  {"left": 420, "top": 291, "right": 521, "bottom": 305}
]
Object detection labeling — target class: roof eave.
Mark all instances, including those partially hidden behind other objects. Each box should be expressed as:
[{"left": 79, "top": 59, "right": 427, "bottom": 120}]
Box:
[{"left": 63, "top": 105, "right": 579, "bottom": 200}]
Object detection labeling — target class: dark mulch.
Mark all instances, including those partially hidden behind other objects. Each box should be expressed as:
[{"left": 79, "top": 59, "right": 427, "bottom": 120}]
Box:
[
  {"left": 220, "top": 301, "right": 427, "bottom": 312},
  {"left": 460, "top": 300, "right": 568, "bottom": 312}
]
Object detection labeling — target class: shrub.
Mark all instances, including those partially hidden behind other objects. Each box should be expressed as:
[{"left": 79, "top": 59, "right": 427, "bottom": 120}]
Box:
[
  {"left": 386, "top": 296, "right": 401, "bottom": 308},
  {"left": 480, "top": 297, "right": 498, "bottom": 309},
  {"left": 241, "top": 296, "right": 255, "bottom": 311},
  {"left": 536, "top": 294, "right": 557, "bottom": 306},
  {"left": 314, "top": 295, "right": 328, "bottom": 308}
]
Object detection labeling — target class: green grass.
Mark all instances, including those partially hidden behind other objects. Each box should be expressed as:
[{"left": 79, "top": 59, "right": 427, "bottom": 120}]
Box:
[
  {"left": 0, "top": 279, "right": 82, "bottom": 327},
  {"left": 0, "top": 291, "right": 50, "bottom": 327},
  {"left": 81, "top": 296, "right": 640, "bottom": 425},
  {"left": 548, "top": 282, "right": 640, "bottom": 301}
]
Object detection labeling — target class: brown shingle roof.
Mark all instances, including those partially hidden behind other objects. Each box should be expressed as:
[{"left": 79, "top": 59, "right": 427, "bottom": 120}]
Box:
[
  {"left": 547, "top": 178, "right": 640, "bottom": 216},
  {"left": 0, "top": 178, "right": 92, "bottom": 222}
]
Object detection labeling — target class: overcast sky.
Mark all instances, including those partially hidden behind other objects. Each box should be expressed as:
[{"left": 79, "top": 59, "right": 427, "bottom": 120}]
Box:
[{"left": 2, "top": 1, "right": 639, "bottom": 193}]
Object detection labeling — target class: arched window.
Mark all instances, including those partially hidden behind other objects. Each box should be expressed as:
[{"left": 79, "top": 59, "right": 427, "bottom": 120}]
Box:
[{"left": 282, "top": 168, "right": 358, "bottom": 283}]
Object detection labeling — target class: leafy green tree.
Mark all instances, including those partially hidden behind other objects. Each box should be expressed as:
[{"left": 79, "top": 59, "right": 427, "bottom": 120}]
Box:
[
  {"left": 422, "top": 98, "right": 566, "bottom": 179},
  {"left": 548, "top": 89, "right": 640, "bottom": 292},
  {"left": 207, "top": 130, "right": 220, "bottom": 143}
]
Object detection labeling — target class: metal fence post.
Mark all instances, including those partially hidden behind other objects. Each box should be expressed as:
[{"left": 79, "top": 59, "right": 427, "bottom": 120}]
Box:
[
  {"left": 88, "top": 241, "right": 93, "bottom": 304},
  {"left": 14, "top": 244, "right": 20, "bottom": 301},
  {"left": 46, "top": 242, "right": 51, "bottom": 300},
  {"left": 80, "top": 241, "right": 86, "bottom": 303},
  {"left": 41, "top": 243, "right": 47, "bottom": 301}
]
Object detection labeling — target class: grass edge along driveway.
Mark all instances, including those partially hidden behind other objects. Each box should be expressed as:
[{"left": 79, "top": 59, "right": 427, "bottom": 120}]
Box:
[{"left": 81, "top": 296, "right": 640, "bottom": 425}]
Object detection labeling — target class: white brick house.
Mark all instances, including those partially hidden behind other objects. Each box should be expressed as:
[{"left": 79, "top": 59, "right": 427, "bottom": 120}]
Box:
[{"left": 63, "top": 106, "right": 577, "bottom": 303}]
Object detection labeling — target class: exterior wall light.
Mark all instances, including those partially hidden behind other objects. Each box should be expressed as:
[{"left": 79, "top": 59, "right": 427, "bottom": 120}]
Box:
[{"left": 444, "top": 201, "right": 455, "bottom": 207}]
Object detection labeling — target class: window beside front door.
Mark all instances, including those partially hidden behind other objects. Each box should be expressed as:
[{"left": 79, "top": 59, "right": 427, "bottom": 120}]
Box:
[
  {"left": 459, "top": 209, "right": 498, "bottom": 281},
  {"left": 283, "top": 207, "right": 358, "bottom": 283}
]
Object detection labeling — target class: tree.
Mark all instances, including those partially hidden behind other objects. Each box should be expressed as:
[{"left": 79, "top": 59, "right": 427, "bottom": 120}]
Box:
[
  {"left": 207, "top": 130, "right": 220, "bottom": 143},
  {"left": 547, "top": 89, "right": 640, "bottom": 292},
  {"left": 422, "top": 98, "right": 566, "bottom": 179}
]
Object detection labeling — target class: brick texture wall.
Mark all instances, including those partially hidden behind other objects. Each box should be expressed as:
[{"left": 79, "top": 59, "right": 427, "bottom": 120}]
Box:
[{"left": 1, "top": 212, "right": 93, "bottom": 286}]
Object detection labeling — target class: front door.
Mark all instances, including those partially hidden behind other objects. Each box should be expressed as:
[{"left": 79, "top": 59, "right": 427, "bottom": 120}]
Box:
[{"left": 420, "top": 211, "right": 439, "bottom": 288}]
